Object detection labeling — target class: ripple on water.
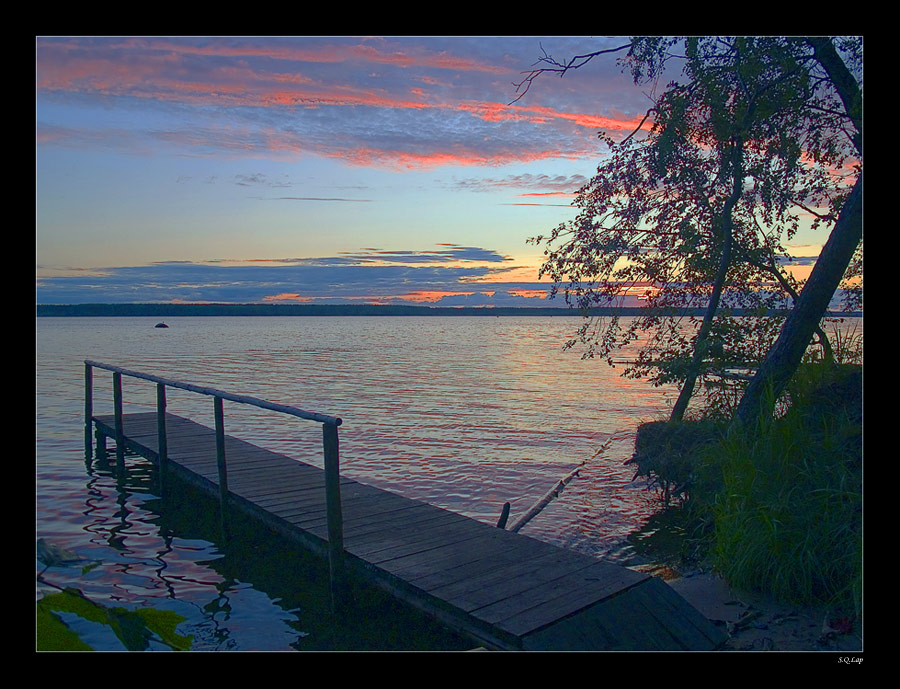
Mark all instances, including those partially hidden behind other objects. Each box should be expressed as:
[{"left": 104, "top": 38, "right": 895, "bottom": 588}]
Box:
[{"left": 37, "top": 316, "right": 683, "bottom": 649}]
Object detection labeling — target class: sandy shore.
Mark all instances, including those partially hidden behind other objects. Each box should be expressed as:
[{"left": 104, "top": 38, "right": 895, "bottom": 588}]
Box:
[{"left": 662, "top": 570, "right": 862, "bottom": 652}]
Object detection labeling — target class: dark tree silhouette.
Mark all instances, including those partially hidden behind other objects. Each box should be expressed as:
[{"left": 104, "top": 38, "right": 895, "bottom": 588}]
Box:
[{"left": 521, "top": 37, "right": 862, "bottom": 424}]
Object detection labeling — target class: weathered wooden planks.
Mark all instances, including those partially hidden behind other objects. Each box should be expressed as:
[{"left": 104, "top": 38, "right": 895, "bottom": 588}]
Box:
[{"left": 91, "top": 411, "right": 727, "bottom": 651}]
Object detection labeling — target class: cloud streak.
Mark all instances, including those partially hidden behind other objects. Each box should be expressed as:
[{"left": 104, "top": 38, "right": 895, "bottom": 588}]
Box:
[
  {"left": 36, "top": 37, "right": 686, "bottom": 302},
  {"left": 36, "top": 36, "right": 649, "bottom": 170},
  {"left": 35, "top": 245, "right": 553, "bottom": 306}
]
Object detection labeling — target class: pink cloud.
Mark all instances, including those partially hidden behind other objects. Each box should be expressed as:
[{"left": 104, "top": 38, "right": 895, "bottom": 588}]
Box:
[
  {"left": 516, "top": 191, "right": 577, "bottom": 198},
  {"left": 330, "top": 146, "right": 581, "bottom": 170},
  {"left": 262, "top": 293, "right": 313, "bottom": 302},
  {"left": 37, "top": 39, "right": 640, "bottom": 134},
  {"left": 37, "top": 37, "right": 639, "bottom": 168},
  {"left": 507, "top": 289, "right": 548, "bottom": 299}
]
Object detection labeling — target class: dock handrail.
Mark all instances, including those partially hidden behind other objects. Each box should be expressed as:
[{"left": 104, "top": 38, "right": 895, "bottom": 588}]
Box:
[
  {"left": 83, "top": 360, "right": 345, "bottom": 604},
  {"left": 84, "top": 360, "right": 342, "bottom": 426}
]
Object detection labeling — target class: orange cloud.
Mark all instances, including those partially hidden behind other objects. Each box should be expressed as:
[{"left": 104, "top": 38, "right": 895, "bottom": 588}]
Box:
[
  {"left": 516, "top": 191, "right": 577, "bottom": 198},
  {"left": 383, "top": 290, "right": 476, "bottom": 303},
  {"left": 37, "top": 38, "right": 645, "bottom": 168},
  {"left": 38, "top": 37, "right": 510, "bottom": 73},
  {"left": 343, "top": 289, "right": 502, "bottom": 305},
  {"left": 332, "top": 147, "right": 581, "bottom": 170},
  {"left": 36, "top": 39, "right": 506, "bottom": 111},
  {"left": 507, "top": 289, "right": 548, "bottom": 299},
  {"left": 463, "top": 265, "right": 554, "bottom": 283},
  {"left": 457, "top": 101, "right": 652, "bottom": 134},
  {"left": 262, "top": 293, "right": 313, "bottom": 302},
  {"left": 37, "top": 40, "right": 643, "bottom": 136}
]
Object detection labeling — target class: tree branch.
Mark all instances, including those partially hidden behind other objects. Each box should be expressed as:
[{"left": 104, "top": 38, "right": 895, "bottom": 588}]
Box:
[
  {"left": 670, "top": 138, "right": 744, "bottom": 422},
  {"left": 807, "top": 37, "right": 862, "bottom": 154},
  {"left": 734, "top": 172, "right": 862, "bottom": 427},
  {"left": 743, "top": 250, "right": 834, "bottom": 364},
  {"left": 510, "top": 42, "right": 632, "bottom": 105},
  {"left": 792, "top": 199, "right": 837, "bottom": 223}
]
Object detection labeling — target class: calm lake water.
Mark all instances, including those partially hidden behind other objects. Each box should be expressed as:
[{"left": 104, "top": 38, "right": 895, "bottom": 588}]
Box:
[{"left": 35, "top": 315, "right": 694, "bottom": 650}]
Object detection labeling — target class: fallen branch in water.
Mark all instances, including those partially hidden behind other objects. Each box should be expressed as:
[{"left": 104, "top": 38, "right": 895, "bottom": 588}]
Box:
[
  {"left": 506, "top": 462, "right": 584, "bottom": 533},
  {"left": 501, "top": 435, "right": 617, "bottom": 532}
]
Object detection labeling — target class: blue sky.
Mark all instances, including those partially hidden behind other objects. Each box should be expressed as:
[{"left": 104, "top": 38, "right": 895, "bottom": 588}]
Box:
[{"left": 36, "top": 36, "right": 827, "bottom": 307}]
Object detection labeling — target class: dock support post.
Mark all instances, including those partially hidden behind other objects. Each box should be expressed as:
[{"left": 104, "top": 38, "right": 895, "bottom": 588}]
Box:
[
  {"left": 95, "top": 428, "right": 107, "bottom": 464},
  {"left": 497, "top": 502, "right": 511, "bottom": 529},
  {"left": 157, "top": 383, "right": 168, "bottom": 496},
  {"left": 84, "top": 363, "right": 93, "bottom": 463},
  {"left": 323, "top": 422, "right": 344, "bottom": 612},
  {"left": 113, "top": 371, "right": 125, "bottom": 478},
  {"left": 214, "top": 396, "right": 229, "bottom": 536}
]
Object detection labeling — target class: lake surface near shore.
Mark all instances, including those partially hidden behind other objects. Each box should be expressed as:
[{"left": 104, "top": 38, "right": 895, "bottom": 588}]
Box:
[{"left": 37, "top": 315, "right": 856, "bottom": 650}]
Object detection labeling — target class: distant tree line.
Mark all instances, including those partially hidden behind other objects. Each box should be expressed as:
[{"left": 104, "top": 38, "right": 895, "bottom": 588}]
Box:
[{"left": 35, "top": 303, "right": 860, "bottom": 318}]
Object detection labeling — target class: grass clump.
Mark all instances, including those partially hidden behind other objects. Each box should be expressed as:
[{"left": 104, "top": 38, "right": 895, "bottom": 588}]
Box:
[
  {"left": 630, "top": 419, "right": 722, "bottom": 506},
  {"left": 631, "top": 364, "right": 861, "bottom": 615},
  {"left": 711, "top": 365, "right": 861, "bottom": 613}
]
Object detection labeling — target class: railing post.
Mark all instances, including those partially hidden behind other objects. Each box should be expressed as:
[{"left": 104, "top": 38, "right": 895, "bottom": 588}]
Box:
[
  {"left": 84, "top": 363, "right": 93, "bottom": 463},
  {"left": 214, "top": 396, "right": 229, "bottom": 534},
  {"left": 95, "top": 427, "right": 108, "bottom": 464},
  {"left": 323, "top": 421, "right": 344, "bottom": 611},
  {"left": 113, "top": 371, "right": 125, "bottom": 477},
  {"left": 80, "top": 362, "right": 347, "bottom": 586},
  {"left": 157, "top": 383, "right": 168, "bottom": 496}
]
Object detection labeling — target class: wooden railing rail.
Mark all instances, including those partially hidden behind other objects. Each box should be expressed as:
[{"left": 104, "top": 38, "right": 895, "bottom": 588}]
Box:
[
  {"left": 83, "top": 360, "right": 343, "bottom": 426},
  {"left": 83, "top": 360, "right": 345, "bottom": 603}
]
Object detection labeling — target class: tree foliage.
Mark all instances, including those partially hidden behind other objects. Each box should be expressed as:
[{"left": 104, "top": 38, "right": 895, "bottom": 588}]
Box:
[{"left": 524, "top": 36, "right": 861, "bottom": 420}]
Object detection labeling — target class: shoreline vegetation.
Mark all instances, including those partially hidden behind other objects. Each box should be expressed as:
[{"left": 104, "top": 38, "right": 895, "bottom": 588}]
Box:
[
  {"left": 35, "top": 303, "right": 863, "bottom": 318},
  {"left": 37, "top": 303, "right": 862, "bottom": 650},
  {"left": 627, "top": 362, "right": 862, "bottom": 649}
]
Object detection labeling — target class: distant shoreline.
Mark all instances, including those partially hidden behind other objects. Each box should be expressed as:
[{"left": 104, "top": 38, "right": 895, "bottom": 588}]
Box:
[{"left": 35, "top": 303, "right": 863, "bottom": 318}]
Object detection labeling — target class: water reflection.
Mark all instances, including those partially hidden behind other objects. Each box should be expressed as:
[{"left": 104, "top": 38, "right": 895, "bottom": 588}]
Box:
[
  {"left": 38, "top": 316, "right": 681, "bottom": 562},
  {"left": 39, "top": 450, "right": 472, "bottom": 650},
  {"left": 39, "top": 315, "right": 859, "bottom": 649}
]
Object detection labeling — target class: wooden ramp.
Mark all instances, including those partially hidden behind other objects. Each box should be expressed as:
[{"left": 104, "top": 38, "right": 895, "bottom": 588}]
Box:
[{"left": 92, "top": 411, "right": 726, "bottom": 651}]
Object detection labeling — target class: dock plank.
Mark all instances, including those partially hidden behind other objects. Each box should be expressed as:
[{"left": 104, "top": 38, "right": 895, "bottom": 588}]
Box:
[{"left": 91, "top": 411, "right": 727, "bottom": 651}]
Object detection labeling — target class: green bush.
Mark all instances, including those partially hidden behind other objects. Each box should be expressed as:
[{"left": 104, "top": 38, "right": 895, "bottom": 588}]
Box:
[
  {"left": 703, "top": 365, "right": 862, "bottom": 613},
  {"left": 630, "top": 419, "right": 723, "bottom": 506},
  {"left": 629, "top": 363, "right": 861, "bottom": 614}
]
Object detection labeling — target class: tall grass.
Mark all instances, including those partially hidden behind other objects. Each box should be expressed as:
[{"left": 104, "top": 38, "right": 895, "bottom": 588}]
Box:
[{"left": 699, "top": 366, "right": 861, "bottom": 613}]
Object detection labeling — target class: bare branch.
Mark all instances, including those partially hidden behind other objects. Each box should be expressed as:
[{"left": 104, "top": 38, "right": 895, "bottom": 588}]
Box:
[
  {"left": 510, "top": 42, "right": 632, "bottom": 105},
  {"left": 618, "top": 108, "right": 656, "bottom": 145},
  {"left": 792, "top": 199, "right": 837, "bottom": 223}
]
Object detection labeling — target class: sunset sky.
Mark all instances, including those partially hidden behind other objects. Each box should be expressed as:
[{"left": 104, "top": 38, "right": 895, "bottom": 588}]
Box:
[{"left": 36, "top": 36, "right": 829, "bottom": 307}]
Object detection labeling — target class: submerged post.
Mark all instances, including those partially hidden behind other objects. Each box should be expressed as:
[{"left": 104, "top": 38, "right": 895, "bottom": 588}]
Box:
[
  {"left": 214, "top": 396, "right": 229, "bottom": 534},
  {"left": 113, "top": 371, "right": 125, "bottom": 477},
  {"left": 496, "top": 502, "right": 511, "bottom": 529},
  {"left": 157, "top": 383, "right": 168, "bottom": 496},
  {"left": 94, "top": 428, "right": 107, "bottom": 464},
  {"left": 84, "top": 363, "right": 93, "bottom": 462},
  {"left": 323, "top": 421, "right": 344, "bottom": 610}
]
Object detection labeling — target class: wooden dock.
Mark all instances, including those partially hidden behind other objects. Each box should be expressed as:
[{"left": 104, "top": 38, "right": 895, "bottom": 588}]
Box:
[{"left": 84, "top": 361, "right": 726, "bottom": 651}]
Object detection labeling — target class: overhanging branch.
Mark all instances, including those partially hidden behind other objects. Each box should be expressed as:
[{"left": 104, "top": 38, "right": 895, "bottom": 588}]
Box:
[{"left": 511, "top": 42, "right": 631, "bottom": 105}]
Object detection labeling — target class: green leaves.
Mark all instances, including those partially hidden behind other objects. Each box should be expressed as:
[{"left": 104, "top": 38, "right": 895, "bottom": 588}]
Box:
[
  {"left": 36, "top": 592, "right": 95, "bottom": 651},
  {"left": 528, "top": 36, "right": 861, "bottom": 409},
  {"left": 36, "top": 539, "right": 194, "bottom": 651},
  {"left": 709, "top": 375, "right": 861, "bottom": 610},
  {"left": 36, "top": 587, "right": 194, "bottom": 651}
]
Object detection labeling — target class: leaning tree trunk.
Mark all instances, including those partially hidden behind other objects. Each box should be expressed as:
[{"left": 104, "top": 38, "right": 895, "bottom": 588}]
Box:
[
  {"left": 668, "top": 218, "right": 732, "bottom": 422},
  {"left": 733, "top": 173, "right": 862, "bottom": 428},
  {"left": 670, "top": 142, "right": 742, "bottom": 422}
]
